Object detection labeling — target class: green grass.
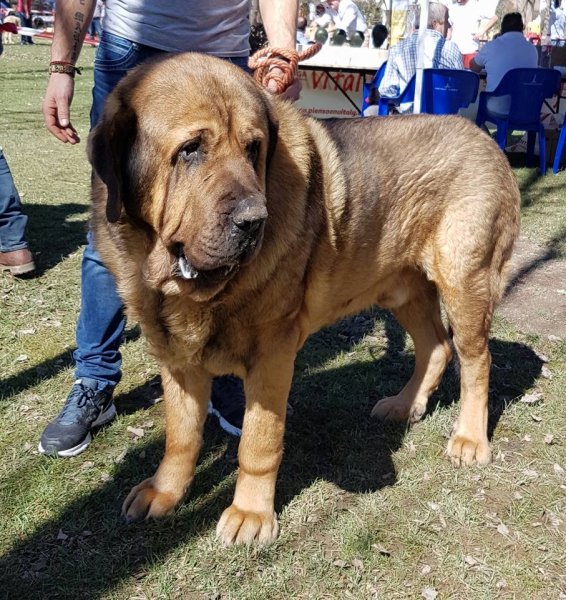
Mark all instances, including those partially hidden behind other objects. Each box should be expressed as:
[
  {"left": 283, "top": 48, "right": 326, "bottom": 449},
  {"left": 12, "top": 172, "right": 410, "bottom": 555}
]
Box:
[{"left": 1, "top": 43, "right": 566, "bottom": 600}]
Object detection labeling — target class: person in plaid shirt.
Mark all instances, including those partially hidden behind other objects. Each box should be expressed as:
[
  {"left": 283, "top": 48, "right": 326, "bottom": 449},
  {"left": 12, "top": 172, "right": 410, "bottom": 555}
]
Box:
[{"left": 377, "top": 2, "right": 463, "bottom": 113}]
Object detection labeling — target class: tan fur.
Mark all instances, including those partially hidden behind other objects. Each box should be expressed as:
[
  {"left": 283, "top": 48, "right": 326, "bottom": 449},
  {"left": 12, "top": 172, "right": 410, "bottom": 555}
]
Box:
[
  {"left": 2, "top": 15, "right": 21, "bottom": 44},
  {"left": 88, "top": 53, "right": 521, "bottom": 546}
]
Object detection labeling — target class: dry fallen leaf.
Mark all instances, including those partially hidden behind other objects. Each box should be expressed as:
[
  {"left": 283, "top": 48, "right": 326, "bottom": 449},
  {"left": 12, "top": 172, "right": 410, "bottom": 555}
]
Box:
[
  {"left": 422, "top": 587, "right": 438, "bottom": 600},
  {"left": 81, "top": 461, "right": 95, "bottom": 470},
  {"left": 408, "top": 440, "right": 417, "bottom": 458},
  {"left": 534, "top": 351, "right": 549, "bottom": 363},
  {"left": 57, "top": 530, "right": 68, "bottom": 541},
  {"left": 333, "top": 559, "right": 347, "bottom": 568},
  {"left": 127, "top": 426, "right": 145, "bottom": 438},
  {"left": 523, "top": 435, "right": 532, "bottom": 442},
  {"left": 115, "top": 448, "right": 128, "bottom": 463},
  {"left": 372, "top": 543, "right": 391, "bottom": 556},
  {"left": 15, "top": 354, "right": 28, "bottom": 362},
  {"left": 465, "top": 555, "right": 479, "bottom": 566},
  {"left": 554, "top": 463, "right": 565, "bottom": 476},
  {"left": 19, "top": 328, "right": 35, "bottom": 335},
  {"left": 421, "top": 564, "right": 432, "bottom": 575},
  {"left": 100, "top": 472, "right": 113, "bottom": 482},
  {"left": 364, "top": 335, "right": 379, "bottom": 343},
  {"left": 497, "top": 523, "right": 510, "bottom": 537},
  {"left": 541, "top": 366, "right": 553, "bottom": 380},
  {"left": 351, "top": 558, "right": 364, "bottom": 570},
  {"left": 427, "top": 502, "right": 440, "bottom": 511},
  {"left": 523, "top": 469, "right": 538, "bottom": 479},
  {"left": 514, "top": 491, "right": 523, "bottom": 500},
  {"left": 548, "top": 334, "right": 562, "bottom": 343},
  {"left": 544, "top": 434, "right": 554, "bottom": 445},
  {"left": 520, "top": 392, "right": 542, "bottom": 404},
  {"left": 531, "top": 414, "right": 542, "bottom": 422},
  {"left": 140, "top": 420, "right": 154, "bottom": 429}
]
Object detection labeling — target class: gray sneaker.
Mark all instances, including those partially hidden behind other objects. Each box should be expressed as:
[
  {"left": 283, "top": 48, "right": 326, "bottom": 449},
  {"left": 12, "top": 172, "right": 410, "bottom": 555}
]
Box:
[{"left": 38, "top": 378, "right": 115, "bottom": 457}]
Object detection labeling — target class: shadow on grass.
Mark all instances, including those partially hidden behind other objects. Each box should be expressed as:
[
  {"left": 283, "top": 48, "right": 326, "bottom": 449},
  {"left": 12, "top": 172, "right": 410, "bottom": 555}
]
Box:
[
  {"left": 504, "top": 225, "right": 566, "bottom": 299},
  {"left": 24, "top": 202, "right": 90, "bottom": 277},
  {"left": 0, "top": 327, "right": 141, "bottom": 402},
  {"left": 0, "top": 311, "right": 543, "bottom": 599}
]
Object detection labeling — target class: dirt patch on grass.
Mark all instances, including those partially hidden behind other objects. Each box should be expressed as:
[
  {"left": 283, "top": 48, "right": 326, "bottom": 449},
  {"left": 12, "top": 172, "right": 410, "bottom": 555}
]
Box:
[{"left": 500, "top": 236, "right": 566, "bottom": 339}]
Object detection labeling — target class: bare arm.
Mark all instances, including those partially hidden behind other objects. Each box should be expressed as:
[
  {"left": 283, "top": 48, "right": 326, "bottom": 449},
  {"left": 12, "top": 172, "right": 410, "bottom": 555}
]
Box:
[
  {"left": 43, "top": 0, "right": 96, "bottom": 144},
  {"left": 473, "top": 15, "right": 498, "bottom": 40},
  {"left": 258, "top": 0, "right": 302, "bottom": 100}
]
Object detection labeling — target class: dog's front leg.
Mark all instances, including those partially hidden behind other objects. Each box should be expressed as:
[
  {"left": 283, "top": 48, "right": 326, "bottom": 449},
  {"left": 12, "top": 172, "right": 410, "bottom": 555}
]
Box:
[
  {"left": 122, "top": 364, "right": 212, "bottom": 522},
  {"left": 216, "top": 332, "right": 298, "bottom": 546}
]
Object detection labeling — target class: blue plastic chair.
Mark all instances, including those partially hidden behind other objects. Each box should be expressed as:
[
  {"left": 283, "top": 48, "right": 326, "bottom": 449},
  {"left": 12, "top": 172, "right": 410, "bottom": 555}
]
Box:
[
  {"left": 421, "top": 69, "right": 479, "bottom": 114},
  {"left": 377, "top": 75, "right": 416, "bottom": 116},
  {"left": 361, "top": 61, "right": 388, "bottom": 116},
  {"left": 376, "top": 69, "right": 479, "bottom": 116},
  {"left": 553, "top": 124, "right": 566, "bottom": 173},
  {"left": 475, "top": 68, "right": 561, "bottom": 175}
]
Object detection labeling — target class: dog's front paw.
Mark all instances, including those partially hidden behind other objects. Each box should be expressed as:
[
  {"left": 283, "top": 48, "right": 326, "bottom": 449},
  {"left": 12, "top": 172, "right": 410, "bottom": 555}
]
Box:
[
  {"left": 446, "top": 434, "right": 491, "bottom": 467},
  {"left": 216, "top": 505, "right": 278, "bottom": 546},
  {"left": 122, "top": 477, "right": 180, "bottom": 522},
  {"left": 371, "top": 395, "right": 426, "bottom": 423}
]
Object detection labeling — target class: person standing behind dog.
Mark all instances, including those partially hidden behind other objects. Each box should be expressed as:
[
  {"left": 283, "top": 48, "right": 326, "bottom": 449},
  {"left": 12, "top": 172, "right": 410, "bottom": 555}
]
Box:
[
  {"left": 17, "top": 0, "right": 33, "bottom": 45},
  {"left": 39, "top": 0, "right": 301, "bottom": 457},
  {"left": 0, "top": 148, "right": 35, "bottom": 275}
]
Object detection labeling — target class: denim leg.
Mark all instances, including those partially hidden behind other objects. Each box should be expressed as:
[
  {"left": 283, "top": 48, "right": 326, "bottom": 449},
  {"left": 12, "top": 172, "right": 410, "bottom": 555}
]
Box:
[
  {"left": 74, "top": 33, "right": 166, "bottom": 389},
  {"left": 74, "top": 231, "right": 126, "bottom": 386},
  {"left": 0, "top": 149, "right": 28, "bottom": 252}
]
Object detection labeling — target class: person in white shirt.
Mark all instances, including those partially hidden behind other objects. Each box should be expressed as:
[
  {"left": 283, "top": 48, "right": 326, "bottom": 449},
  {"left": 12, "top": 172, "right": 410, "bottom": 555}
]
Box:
[
  {"left": 549, "top": 0, "right": 566, "bottom": 46},
  {"left": 448, "top": 0, "right": 499, "bottom": 66},
  {"left": 470, "top": 12, "right": 538, "bottom": 116},
  {"left": 312, "top": 2, "right": 333, "bottom": 28},
  {"left": 326, "top": 0, "right": 367, "bottom": 41}
]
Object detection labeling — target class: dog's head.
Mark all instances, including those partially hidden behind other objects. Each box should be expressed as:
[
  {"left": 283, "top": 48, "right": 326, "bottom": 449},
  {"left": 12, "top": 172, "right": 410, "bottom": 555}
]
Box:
[{"left": 88, "top": 53, "right": 279, "bottom": 299}]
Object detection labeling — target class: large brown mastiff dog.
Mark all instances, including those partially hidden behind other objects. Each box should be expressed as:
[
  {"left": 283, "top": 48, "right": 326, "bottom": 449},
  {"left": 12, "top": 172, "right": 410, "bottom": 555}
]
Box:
[{"left": 88, "top": 53, "right": 520, "bottom": 546}]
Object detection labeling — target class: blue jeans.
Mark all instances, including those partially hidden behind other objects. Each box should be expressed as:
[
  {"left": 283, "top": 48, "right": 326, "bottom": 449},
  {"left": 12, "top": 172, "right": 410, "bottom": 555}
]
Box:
[
  {"left": 75, "top": 31, "right": 249, "bottom": 390},
  {"left": 0, "top": 149, "right": 29, "bottom": 253},
  {"left": 17, "top": 12, "right": 33, "bottom": 44},
  {"left": 89, "top": 18, "right": 102, "bottom": 39}
]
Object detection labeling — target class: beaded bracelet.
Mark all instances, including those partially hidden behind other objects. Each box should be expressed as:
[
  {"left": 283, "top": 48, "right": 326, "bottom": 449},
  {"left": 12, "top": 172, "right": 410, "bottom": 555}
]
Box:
[{"left": 48, "top": 61, "right": 82, "bottom": 77}]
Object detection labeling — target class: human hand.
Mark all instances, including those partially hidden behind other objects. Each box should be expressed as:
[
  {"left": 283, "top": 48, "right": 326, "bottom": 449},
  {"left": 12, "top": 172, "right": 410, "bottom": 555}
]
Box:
[
  {"left": 266, "top": 66, "right": 302, "bottom": 101},
  {"left": 43, "top": 72, "right": 80, "bottom": 144},
  {"left": 472, "top": 32, "right": 481, "bottom": 41}
]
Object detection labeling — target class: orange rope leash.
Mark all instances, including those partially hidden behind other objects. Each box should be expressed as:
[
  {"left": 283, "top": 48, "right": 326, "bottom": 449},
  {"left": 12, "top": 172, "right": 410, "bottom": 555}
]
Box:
[{"left": 248, "top": 43, "right": 322, "bottom": 94}]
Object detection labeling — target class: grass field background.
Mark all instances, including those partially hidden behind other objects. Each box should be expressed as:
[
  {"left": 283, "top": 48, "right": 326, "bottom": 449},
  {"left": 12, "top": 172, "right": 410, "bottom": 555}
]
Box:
[{"left": 1, "top": 43, "right": 565, "bottom": 600}]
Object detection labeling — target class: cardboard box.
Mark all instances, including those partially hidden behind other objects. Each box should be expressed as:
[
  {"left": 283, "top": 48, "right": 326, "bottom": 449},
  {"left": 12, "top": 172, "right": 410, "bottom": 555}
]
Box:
[{"left": 545, "top": 128, "right": 566, "bottom": 167}]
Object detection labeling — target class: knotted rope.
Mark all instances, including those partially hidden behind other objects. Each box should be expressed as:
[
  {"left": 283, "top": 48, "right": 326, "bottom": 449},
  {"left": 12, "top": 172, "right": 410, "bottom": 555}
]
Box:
[{"left": 248, "top": 43, "right": 322, "bottom": 94}]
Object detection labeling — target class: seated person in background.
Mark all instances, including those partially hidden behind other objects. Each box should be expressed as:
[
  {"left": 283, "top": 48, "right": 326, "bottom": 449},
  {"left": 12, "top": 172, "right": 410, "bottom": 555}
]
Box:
[
  {"left": 372, "top": 3, "right": 463, "bottom": 115},
  {"left": 312, "top": 2, "right": 333, "bottom": 29},
  {"left": 371, "top": 23, "right": 388, "bottom": 48},
  {"left": 297, "top": 16, "right": 313, "bottom": 45},
  {"left": 470, "top": 12, "right": 538, "bottom": 117},
  {"left": 326, "top": 0, "right": 367, "bottom": 42}
]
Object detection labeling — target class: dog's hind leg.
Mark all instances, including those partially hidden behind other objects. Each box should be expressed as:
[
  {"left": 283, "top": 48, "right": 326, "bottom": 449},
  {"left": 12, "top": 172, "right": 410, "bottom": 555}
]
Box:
[
  {"left": 122, "top": 364, "right": 212, "bottom": 521},
  {"left": 371, "top": 276, "right": 452, "bottom": 423},
  {"left": 440, "top": 269, "right": 496, "bottom": 467}
]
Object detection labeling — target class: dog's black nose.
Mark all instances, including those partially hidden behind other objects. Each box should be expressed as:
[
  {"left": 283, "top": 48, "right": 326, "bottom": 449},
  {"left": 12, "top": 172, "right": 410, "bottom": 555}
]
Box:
[{"left": 231, "top": 199, "right": 267, "bottom": 235}]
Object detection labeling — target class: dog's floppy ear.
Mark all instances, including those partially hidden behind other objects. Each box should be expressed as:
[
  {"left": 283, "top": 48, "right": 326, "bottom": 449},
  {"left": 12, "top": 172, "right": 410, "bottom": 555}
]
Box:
[
  {"left": 87, "top": 95, "right": 137, "bottom": 223},
  {"left": 260, "top": 92, "right": 279, "bottom": 170}
]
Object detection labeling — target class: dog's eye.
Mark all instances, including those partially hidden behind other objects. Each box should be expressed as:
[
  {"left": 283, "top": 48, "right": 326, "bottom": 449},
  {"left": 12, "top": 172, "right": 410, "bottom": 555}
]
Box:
[
  {"left": 179, "top": 141, "right": 200, "bottom": 164},
  {"left": 247, "top": 140, "right": 261, "bottom": 165}
]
